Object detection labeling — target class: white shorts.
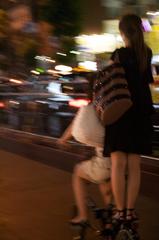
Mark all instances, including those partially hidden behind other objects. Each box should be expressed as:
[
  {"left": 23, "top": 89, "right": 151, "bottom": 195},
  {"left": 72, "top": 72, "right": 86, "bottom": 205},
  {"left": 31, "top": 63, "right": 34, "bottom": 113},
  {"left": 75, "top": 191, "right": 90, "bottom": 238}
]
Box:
[{"left": 79, "top": 148, "right": 111, "bottom": 184}]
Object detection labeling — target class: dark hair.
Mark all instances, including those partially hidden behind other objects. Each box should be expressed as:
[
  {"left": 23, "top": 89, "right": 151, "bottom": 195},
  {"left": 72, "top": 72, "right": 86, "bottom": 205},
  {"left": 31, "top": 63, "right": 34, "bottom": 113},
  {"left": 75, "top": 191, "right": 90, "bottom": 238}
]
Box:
[
  {"left": 119, "top": 14, "right": 147, "bottom": 73},
  {"left": 87, "top": 73, "right": 96, "bottom": 101}
]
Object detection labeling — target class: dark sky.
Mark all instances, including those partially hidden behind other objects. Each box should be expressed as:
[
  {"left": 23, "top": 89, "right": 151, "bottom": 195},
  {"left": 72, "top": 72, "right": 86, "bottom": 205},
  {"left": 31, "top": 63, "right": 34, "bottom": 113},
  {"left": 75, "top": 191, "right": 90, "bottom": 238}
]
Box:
[{"left": 81, "top": 0, "right": 106, "bottom": 34}]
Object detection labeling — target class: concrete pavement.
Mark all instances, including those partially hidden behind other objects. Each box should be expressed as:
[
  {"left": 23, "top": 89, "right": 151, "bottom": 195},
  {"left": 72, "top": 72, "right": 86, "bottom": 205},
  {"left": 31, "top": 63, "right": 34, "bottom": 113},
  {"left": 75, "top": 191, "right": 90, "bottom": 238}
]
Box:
[
  {"left": 0, "top": 149, "right": 74, "bottom": 240},
  {"left": 0, "top": 149, "right": 158, "bottom": 240}
]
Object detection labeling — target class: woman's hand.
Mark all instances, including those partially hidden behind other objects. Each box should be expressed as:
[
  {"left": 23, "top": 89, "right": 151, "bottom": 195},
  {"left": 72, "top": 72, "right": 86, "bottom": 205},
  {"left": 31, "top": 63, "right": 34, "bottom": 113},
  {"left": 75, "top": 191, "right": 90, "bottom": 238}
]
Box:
[
  {"left": 57, "top": 138, "right": 67, "bottom": 145},
  {"left": 57, "top": 138, "right": 70, "bottom": 150}
]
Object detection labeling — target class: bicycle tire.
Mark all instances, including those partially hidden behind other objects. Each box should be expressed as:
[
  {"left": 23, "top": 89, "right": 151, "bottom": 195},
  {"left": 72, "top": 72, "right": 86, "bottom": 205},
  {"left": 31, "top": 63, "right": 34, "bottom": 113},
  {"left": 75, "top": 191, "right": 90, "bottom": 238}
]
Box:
[
  {"left": 71, "top": 223, "right": 88, "bottom": 240},
  {"left": 115, "top": 229, "right": 135, "bottom": 240}
]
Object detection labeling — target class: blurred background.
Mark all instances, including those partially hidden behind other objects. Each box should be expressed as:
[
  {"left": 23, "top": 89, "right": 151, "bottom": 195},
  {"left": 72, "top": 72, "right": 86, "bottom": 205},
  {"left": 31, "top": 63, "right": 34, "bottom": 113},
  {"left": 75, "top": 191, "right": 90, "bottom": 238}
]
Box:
[{"left": 0, "top": 0, "right": 159, "bottom": 157}]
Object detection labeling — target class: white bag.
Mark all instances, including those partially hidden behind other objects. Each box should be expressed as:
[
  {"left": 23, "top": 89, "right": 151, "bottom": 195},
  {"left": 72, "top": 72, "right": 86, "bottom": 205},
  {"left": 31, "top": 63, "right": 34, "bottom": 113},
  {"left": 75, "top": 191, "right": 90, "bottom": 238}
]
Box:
[{"left": 72, "top": 104, "right": 104, "bottom": 147}]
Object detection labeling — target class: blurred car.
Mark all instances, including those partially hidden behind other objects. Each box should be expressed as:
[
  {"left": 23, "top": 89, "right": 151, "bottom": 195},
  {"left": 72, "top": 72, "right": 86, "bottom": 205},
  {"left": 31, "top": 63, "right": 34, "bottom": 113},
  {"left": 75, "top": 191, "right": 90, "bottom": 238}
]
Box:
[
  {"left": 0, "top": 70, "right": 159, "bottom": 155},
  {"left": 0, "top": 71, "right": 92, "bottom": 136}
]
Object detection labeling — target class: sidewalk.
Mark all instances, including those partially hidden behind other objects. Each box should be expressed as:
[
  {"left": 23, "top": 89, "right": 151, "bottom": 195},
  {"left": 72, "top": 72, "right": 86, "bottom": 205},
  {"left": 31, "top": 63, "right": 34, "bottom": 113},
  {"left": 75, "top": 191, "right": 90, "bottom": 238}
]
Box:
[
  {"left": 0, "top": 149, "right": 74, "bottom": 240},
  {"left": 0, "top": 149, "right": 158, "bottom": 240}
]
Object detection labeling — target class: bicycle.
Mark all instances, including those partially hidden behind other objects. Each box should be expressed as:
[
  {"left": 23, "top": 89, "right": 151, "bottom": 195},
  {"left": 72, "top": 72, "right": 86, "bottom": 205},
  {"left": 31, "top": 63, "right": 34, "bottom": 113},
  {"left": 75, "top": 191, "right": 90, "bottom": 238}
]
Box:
[
  {"left": 70, "top": 198, "right": 140, "bottom": 240},
  {"left": 70, "top": 197, "right": 115, "bottom": 240},
  {"left": 115, "top": 218, "right": 140, "bottom": 240}
]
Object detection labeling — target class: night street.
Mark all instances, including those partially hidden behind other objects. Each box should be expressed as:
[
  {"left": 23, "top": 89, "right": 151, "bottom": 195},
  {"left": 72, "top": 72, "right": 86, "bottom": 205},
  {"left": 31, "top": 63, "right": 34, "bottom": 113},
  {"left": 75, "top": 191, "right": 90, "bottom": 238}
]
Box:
[
  {"left": 0, "top": 137, "right": 158, "bottom": 240},
  {"left": 0, "top": 1, "right": 159, "bottom": 240}
]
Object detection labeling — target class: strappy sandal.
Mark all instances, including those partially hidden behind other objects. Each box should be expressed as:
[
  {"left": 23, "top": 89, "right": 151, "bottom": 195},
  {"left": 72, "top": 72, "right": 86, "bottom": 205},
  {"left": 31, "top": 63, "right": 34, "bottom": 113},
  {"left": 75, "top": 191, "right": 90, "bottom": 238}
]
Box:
[
  {"left": 103, "top": 205, "right": 115, "bottom": 239},
  {"left": 69, "top": 219, "right": 89, "bottom": 227},
  {"left": 126, "top": 209, "right": 138, "bottom": 221},
  {"left": 112, "top": 209, "right": 125, "bottom": 222},
  {"left": 111, "top": 209, "right": 126, "bottom": 236},
  {"left": 126, "top": 209, "right": 139, "bottom": 230}
]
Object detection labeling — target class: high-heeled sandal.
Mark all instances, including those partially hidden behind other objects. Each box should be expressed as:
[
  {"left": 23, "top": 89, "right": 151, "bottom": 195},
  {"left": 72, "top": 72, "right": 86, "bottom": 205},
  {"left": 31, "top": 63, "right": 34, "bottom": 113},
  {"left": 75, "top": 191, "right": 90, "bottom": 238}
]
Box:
[
  {"left": 126, "top": 208, "right": 139, "bottom": 230},
  {"left": 69, "top": 219, "right": 89, "bottom": 227},
  {"left": 111, "top": 209, "right": 125, "bottom": 230},
  {"left": 113, "top": 209, "right": 125, "bottom": 221},
  {"left": 126, "top": 209, "right": 138, "bottom": 222},
  {"left": 103, "top": 205, "right": 115, "bottom": 238},
  {"left": 103, "top": 209, "right": 125, "bottom": 238}
]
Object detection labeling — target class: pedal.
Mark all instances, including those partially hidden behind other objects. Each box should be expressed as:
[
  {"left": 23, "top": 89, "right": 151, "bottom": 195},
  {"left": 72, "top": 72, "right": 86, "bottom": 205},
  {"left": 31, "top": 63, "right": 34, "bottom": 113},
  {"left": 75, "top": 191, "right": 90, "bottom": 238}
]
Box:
[
  {"left": 71, "top": 224, "right": 87, "bottom": 240},
  {"left": 94, "top": 208, "right": 106, "bottom": 219}
]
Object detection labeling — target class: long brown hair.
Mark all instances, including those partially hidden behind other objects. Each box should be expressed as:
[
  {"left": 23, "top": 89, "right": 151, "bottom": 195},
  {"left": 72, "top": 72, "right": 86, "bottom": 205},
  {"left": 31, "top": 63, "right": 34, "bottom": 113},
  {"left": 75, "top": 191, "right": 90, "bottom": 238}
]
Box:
[{"left": 119, "top": 14, "right": 148, "bottom": 73}]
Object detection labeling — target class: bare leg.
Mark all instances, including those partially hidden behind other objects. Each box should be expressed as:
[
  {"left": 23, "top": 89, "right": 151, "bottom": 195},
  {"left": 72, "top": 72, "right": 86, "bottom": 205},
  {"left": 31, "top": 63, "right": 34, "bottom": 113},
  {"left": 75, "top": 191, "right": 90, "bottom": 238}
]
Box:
[
  {"left": 99, "top": 181, "right": 112, "bottom": 206},
  {"left": 126, "top": 154, "right": 141, "bottom": 218},
  {"left": 71, "top": 164, "right": 90, "bottom": 222},
  {"left": 111, "top": 152, "right": 127, "bottom": 213}
]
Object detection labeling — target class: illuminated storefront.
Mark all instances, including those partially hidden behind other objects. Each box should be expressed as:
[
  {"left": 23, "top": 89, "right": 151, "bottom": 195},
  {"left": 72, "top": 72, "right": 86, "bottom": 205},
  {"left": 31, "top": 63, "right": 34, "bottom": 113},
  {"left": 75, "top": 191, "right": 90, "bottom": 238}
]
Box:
[
  {"left": 145, "top": 12, "right": 159, "bottom": 55},
  {"left": 75, "top": 32, "right": 123, "bottom": 69},
  {"left": 75, "top": 33, "right": 123, "bottom": 54}
]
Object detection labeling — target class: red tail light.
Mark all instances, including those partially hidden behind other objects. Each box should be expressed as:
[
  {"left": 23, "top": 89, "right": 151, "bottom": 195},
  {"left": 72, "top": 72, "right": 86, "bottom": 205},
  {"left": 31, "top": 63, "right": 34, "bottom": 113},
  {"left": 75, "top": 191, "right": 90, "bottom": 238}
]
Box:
[
  {"left": 69, "top": 99, "right": 90, "bottom": 108},
  {"left": 0, "top": 102, "right": 5, "bottom": 108}
]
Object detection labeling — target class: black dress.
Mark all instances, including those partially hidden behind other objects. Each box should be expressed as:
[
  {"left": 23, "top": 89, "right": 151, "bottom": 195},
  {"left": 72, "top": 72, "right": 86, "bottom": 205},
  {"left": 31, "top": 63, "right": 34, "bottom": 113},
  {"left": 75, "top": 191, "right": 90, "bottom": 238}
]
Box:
[{"left": 103, "top": 47, "right": 154, "bottom": 156}]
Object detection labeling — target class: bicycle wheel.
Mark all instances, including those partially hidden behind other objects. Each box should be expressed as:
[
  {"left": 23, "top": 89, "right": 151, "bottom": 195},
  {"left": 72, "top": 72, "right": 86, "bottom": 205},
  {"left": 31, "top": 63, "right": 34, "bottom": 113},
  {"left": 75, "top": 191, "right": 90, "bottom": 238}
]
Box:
[
  {"left": 71, "top": 225, "right": 87, "bottom": 240},
  {"left": 115, "top": 229, "right": 134, "bottom": 240}
]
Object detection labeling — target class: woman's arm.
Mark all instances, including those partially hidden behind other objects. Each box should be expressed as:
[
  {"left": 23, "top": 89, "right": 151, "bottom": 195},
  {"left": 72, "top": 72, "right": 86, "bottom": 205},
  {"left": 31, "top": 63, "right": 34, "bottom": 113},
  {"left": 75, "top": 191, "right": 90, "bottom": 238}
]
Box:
[{"left": 57, "top": 122, "right": 73, "bottom": 144}]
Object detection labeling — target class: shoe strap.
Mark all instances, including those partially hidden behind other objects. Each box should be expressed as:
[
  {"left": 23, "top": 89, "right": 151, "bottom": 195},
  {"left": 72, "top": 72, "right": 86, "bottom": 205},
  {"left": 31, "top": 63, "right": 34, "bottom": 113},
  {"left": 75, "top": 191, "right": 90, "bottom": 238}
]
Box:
[
  {"left": 127, "top": 208, "right": 135, "bottom": 211},
  {"left": 113, "top": 209, "right": 125, "bottom": 220},
  {"left": 126, "top": 209, "right": 138, "bottom": 221}
]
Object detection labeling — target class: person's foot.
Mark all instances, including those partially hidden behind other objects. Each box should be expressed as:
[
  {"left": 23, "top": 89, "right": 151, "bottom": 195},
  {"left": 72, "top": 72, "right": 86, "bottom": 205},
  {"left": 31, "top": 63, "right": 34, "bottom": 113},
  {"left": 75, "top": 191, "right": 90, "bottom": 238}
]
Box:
[
  {"left": 112, "top": 209, "right": 125, "bottom": 231},
  {"left": 126, "top": 209, "right": 138, "bottom": 221},
  {"left": 113, "top": 209, "right": 125, "bottom": 221},
  {"left": 70, "top": 216, "right": 88, "bottom": 225}
]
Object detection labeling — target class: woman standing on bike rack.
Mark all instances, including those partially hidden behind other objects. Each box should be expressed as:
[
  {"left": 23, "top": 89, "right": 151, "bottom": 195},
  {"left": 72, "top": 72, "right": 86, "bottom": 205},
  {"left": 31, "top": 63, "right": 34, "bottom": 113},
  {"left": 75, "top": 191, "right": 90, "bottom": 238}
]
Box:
[{"left": 103, "top": 14, "right": 154, "bottom": 224}]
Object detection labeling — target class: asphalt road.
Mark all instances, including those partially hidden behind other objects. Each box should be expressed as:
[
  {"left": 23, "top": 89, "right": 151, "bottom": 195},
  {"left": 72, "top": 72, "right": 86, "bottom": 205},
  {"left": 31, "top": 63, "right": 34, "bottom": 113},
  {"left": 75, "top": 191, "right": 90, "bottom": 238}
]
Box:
[{"left": 0, "top": 137, "right": 159, "bottom": 240}]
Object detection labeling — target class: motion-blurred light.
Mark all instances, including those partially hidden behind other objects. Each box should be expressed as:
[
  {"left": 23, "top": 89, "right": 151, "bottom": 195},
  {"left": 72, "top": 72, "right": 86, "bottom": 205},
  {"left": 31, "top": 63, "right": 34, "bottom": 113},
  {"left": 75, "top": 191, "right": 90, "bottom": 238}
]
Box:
[
  {"left": 56, "top": 52, "right": 67, "bottom": 56},
  {"left": 147, "top": 11, "right": 159, "bottom": 16},
  {"left": 78, "top": 61, "right": 97, "bottom": 71},
  {"left": 70, "top": 51, "right": 81, "bottom": 55},
  {"left": 30, "top": 70, "right": 40, "bottom": 75},
  {"left": 76, "top": 34, "right": 122, "bottom": 53},
  {"left": 35, "top": 56, "right": 55, "bottom": 63},
  {"left": 55, "top": 65, "right": 72, "bottom": 72},
  {"left": 9, "top": 79, "right": 22, "bottom": 84},
  {"left": 47, "top": 82, "right": 61, "bottom": 94}
]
